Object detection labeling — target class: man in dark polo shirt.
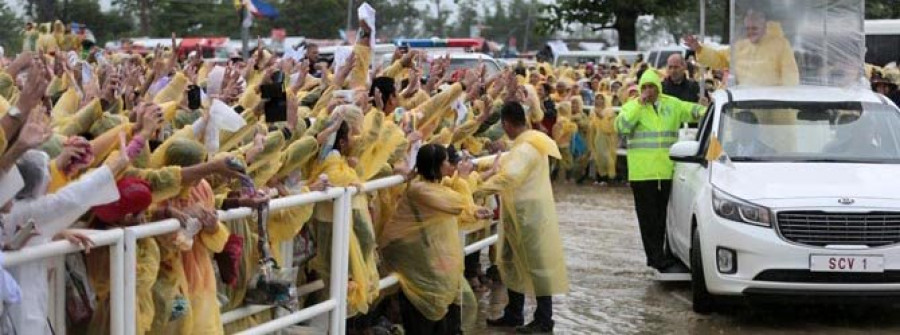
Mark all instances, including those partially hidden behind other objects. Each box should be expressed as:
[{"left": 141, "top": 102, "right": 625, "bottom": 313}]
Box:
[{"left": 662, "top": 54, "right": 700, "bottom": 103}]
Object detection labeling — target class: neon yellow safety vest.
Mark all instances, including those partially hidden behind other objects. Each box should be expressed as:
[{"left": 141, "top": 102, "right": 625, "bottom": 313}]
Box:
[{"left": 615, "top": 91, "right": 704, "bottom": 181}]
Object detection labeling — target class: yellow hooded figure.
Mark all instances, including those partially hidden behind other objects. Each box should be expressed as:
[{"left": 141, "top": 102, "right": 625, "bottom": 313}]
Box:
[
  {"left": 149, "top": 138, "right": 230, "bottom": 335},
  {"left": 153, "top": 71, "right": 190, "bottom": 105},
  {"left": 380, "top": 145, "right": 480, "bottom": 328},
  {"left": 52, "top": 20, "right": 66, "bottom": 47},
  {"left": 475, "top": 129, "right": 569, "bottom": 297},
  {"left": 36, "top": 23, "right": 59, "bottom": 52},
  {"left": 308, "top": 121, "right": 380, "bottom": 316},
  {"left": 552, "top": 101, "right": 578, "bottom": 176},
  {"left": 55, "top": 98, "right": 103, "bottom": 136},
  {"left": 588, "top": 94, "right": 618, "bottom": 180},
  {"left": 695, "top": 16, "right": 799, "bottom": 86}
]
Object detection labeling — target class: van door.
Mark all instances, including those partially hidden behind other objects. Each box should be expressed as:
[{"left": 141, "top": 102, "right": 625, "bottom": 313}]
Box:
[{"left": 668, "top": 104, "right": 714, "bottom": 261}]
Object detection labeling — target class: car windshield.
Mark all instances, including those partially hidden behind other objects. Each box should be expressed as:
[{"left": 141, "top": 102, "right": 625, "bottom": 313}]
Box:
[
  {"left": 718, "top": 101, "right": 900, "bottom": 163},
  {"left": 446, "top": 58, "right": 501, "bottom": 77}
]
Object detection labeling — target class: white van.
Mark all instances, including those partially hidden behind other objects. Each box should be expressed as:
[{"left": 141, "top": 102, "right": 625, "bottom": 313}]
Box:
[
  {"left": 645, "top": 46, "right": 695, "bottom": 69},
  {"left": 553, "top": 50, "right": 642, "bottom": 67},
  {"left": 865, "top": 19, "right": 900, "bottom": 66},
  {"left": 667, "top": 85, "right": 900, "bottom": 313}
]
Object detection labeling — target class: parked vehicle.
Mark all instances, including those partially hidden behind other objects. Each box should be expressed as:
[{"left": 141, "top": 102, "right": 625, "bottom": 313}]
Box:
[
  {"left": 645, "top": 46, "right": 695, "bottom": 69},
  {"left": 865, "top": 19, "right": 900, "bottom": 66},
  {"left": 553, "top": 50, "right": 643, "bottom": 67}
]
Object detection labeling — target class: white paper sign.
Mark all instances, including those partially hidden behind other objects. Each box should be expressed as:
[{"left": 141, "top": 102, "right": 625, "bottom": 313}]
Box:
[
  {"left": 452, "top": 96, "right": 468, "bottom": 126},
  {"left": 358, "top": 3, "right": 376, "bottom": 49},
  {"left": 332, "top": 46, "right": 353, "bottom": 76}
]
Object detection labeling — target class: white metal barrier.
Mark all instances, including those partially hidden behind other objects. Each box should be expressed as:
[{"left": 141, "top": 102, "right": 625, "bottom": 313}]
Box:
[
  {"left": 230, "top": 156, "right": 502, "bottom": 334},
  {"left": 12, "top": 154, "right": 502, "bottom": 335},
  {"left": 2, "top": 228, "right": 126, "bottom": 335},
  {"left": 121, "top": 187, "right": 350, "bottom": 335}
]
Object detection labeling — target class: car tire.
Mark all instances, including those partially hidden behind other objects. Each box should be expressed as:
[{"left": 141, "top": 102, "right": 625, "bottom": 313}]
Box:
[{"left": 691, "top": 227, "right": 716, "bottom": 314}]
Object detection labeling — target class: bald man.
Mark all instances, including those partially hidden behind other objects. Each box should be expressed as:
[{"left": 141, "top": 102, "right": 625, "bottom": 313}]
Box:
[{"left": 662, "top": 54, "right": 700, "bottom": 103}]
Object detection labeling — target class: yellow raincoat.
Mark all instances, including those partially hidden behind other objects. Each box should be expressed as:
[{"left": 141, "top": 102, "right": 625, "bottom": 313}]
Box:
[
  {"left": 475, "top": 130, "right": 569, "bottom": 296},
  {"left": 588, "top": 101, "right": 618, "bottom": 179},
  {"left": 696, "top": 22, "right": 799, "bottom": 86},
  {"left": 150, "top": 180, "right": 230, "bottom": 335},
  {"left": 552, "top": 101, "right": 577, "bottom": 173},
  {"left": 309, "top": 152, "right": 380, "bottom": 315},
  {"left": 380, "top": 179, "right": 477, "bottom": 321}
]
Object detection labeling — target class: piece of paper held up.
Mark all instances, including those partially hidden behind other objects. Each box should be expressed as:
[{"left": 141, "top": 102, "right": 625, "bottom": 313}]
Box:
[
  {"left": 452, "top": 96, "right": 468, "bottom": 126},
  {"left": 358, "top": 3, "right": 376, "bottom": 50},
  {"left": 332, "top": 46, "right": 353, "bottom": 77}
]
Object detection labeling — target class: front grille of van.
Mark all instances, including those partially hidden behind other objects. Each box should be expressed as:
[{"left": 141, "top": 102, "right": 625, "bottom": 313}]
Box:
[{"left": 776, "top": 211, "right": 900, "bottom": 247}]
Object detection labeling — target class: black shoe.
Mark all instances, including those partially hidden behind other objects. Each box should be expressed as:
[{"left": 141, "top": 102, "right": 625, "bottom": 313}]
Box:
[
  {"left": 515, "top": 320, "right": 554, "bottom": 334},
  {"left": 486, "top": 314, "right": 524, "bottom": 328},
  {"left": 659, "top": 262, "right": 689, "bottom": 274}
]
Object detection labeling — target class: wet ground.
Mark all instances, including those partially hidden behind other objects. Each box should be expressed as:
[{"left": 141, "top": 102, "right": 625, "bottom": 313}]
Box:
[{"left": 471, "top": 183, "right": 900, "bottom": 335}]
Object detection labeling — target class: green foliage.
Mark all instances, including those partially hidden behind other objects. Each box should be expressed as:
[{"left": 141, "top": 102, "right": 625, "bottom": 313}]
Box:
[
  {"left": 539, "top": 0, "right": 692, "bottom": 50},
  {"left": 866, "top": 0, "right": 900, "bottom": 19},
  {"left": 63, "top": 0, "right": 133, "bottom": 44},
  {"left": 0, "top": 2, "right": 24, "bottom": 55},
  {"left": 479, "top": 0, "right": 549, "bottom": 51}
]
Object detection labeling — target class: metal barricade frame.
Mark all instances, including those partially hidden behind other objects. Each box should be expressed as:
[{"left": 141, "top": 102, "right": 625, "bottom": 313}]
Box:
[{"left": 2, "top": 228, "right": 126, "bottom": 335}]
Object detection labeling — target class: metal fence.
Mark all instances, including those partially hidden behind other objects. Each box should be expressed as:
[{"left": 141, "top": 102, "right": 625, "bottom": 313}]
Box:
[{"left": 2, "top": 155, "right": 501, "bottom": 335}]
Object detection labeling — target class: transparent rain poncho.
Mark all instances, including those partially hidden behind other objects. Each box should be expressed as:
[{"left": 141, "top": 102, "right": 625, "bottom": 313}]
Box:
[{"left": 722, "top": 0, "right": 866, "bottom": 88}]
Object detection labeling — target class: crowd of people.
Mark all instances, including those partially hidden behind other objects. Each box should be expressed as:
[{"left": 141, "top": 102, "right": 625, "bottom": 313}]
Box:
[{"left": 0, "top": 5, "right": 899, "bottom": 335}]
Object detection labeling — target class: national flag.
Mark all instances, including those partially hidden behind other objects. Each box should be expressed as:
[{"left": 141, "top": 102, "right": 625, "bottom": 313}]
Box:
[
  {"left": 706, "top": 134, "right": 734, "bottom": 168},
  {"left": 705, "top": 134, "right": 723, "bottom": 161},
  {"left": 243, "top": 0, "right": 279, "bottom": 19}
]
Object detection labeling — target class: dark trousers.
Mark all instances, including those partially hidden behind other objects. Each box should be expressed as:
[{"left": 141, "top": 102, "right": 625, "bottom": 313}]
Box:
[
  {"left": 631, "top": 180, "right": 675, "bottom": 269},
  {"left": 464, "top": 252, "right": 481, "bottom": 278},
  {"left": 505, "top": 289, "right": 553, "bottom": 325},
  {"left": 398, "top": 292, "right": 461, "bottom": 335}
]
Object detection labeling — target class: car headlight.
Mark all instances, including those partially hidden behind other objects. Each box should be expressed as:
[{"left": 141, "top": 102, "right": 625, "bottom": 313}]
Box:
[{"left": 712, "top": 188, "right": 771, "bottom": 227}]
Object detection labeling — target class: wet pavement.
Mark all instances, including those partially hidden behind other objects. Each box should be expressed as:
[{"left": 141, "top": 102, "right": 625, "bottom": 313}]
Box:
[{"left": 471, "top": 183, "right": 900, "bottom": 335}]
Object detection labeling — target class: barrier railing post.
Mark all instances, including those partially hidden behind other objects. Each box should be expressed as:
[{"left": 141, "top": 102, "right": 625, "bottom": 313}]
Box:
[
  {"left": 110, "top": 231, "right": 126, "bottom": 335},
  {"left": 123, "top": 229, "right": 138, "bottom": 335},
  {"left": 329, "top": 187, "right": 352, "bottom": 335}
]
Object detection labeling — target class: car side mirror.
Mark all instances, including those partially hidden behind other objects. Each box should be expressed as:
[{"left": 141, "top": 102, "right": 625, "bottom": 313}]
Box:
[{"left": 670, "top": 141, "right": 702, "bottom": 163}]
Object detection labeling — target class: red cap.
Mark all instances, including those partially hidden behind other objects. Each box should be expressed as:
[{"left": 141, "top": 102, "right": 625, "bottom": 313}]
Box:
[{"left": 92, "top": 177, "right": 153, "bottom": 225}]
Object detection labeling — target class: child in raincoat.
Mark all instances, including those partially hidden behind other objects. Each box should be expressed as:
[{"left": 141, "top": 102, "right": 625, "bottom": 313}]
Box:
[{"left": 588, "top": 94, "right": 618, "bottom": 184}]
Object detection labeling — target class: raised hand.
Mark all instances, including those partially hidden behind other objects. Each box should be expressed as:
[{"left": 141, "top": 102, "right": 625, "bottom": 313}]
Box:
[{"left": 683, "top": 35, "right": 701, "bottom": 51}]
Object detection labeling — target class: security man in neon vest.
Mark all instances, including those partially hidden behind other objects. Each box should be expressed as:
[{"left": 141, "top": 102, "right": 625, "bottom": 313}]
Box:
[{"left": 615, "top": 70, "right": 705, "bottom": 273}]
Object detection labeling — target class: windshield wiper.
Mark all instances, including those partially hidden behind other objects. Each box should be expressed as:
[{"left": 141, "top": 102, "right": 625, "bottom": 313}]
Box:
[{"left": 729, "top": 156, "right": 768, "bottom": 162}]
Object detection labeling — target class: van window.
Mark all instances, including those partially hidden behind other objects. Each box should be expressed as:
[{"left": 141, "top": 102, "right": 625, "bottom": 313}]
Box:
[{"left": 646, "top": 52, "right": 659, "bottom": 67}]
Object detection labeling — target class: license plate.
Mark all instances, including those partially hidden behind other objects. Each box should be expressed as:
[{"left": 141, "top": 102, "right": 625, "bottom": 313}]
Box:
[{"left": 810, "top": 255, "right": 884, "bottom": 273}]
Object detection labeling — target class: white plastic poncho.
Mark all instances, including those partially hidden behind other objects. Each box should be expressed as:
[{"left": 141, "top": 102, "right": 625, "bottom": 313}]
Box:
[{"left": 2, "top": 152, "right": 119, "bottom": 335}]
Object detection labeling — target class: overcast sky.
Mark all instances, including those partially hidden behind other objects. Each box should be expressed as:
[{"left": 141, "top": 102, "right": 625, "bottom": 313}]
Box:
[{"left": 13, "top": 0, "right": 549, "bottom": 24}]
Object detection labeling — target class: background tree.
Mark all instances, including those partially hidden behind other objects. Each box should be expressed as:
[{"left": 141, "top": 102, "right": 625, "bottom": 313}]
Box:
[
  {"left": 112, "top": 0, "right": 158, "bottom": 36},
  {"left": 540, "top": 0, "right": 692, "bottom": 50},
  {"left": 866, "top": 0, "right": 900, "bottom": 19},
  {"left": 423, "top": 0, "right": 453, "bottom": 38},
  {"left": 62, "top": 0, "right": 133, "bottom": 43},
  {"left": 0, "top": 2, "right": 24, "bottom": 55}
]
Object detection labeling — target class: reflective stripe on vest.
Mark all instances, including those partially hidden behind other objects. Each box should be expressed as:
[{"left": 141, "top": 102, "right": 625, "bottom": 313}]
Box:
[
  {"left": 627, "top": 141, "right": 677, "bottom": 149},
  {"left": 630, "top": 131, "right": 678, "bottom": 139}
]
